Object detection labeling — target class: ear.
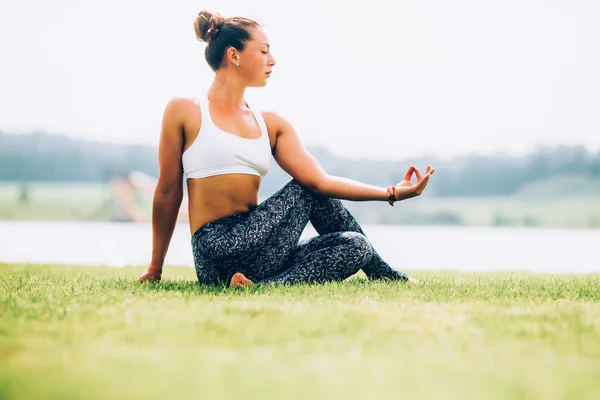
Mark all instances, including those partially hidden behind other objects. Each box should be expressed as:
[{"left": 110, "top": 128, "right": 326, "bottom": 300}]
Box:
[{"left": 226, "top": 47, "right": 239, "bottom": 66}]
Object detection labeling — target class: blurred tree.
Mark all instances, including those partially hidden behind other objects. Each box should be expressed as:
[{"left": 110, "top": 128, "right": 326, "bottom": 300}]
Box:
[
  {"left": 1, "top": 132, "right": 598, "bottom": 199},
  {"left": 18, "top": 183, "right": 29, "bottom": 204}
]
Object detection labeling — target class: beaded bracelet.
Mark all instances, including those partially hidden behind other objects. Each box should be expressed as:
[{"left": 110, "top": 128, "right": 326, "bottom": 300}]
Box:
[{"left": 387, "top": 186, "right": 396, "bottom": 207}]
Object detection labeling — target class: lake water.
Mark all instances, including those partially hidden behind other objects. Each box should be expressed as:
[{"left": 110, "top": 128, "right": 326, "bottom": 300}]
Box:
[{"left": 0, "top": 221, "right": 599, "bottom": 274}]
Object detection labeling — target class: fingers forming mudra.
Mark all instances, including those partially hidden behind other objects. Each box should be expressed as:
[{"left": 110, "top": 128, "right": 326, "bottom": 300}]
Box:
[{"left": 395, "top": 165, "right": 436, "bottom": 199}]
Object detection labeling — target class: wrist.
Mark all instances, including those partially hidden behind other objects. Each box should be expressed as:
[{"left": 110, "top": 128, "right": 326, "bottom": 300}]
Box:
[
  {"left": 393, "top": 185, "right": 417, "bottom": 202},
  {"left": 148, "top": 263, "right": 163, "bottom": 273},
  {"left": 387, "top": 186, "right": 396, "bottom": 206}
]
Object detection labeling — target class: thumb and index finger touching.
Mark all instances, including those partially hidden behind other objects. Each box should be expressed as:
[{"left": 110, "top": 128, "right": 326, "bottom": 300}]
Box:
[
  {"left": 403, "top": 165, "right": 421, "bottom": 182},
  {"left": 404, "top": 165, "right": 435, "bottom": 182},
  {"left": 403, "top": 165, "right": 436, "bottom": 191}
]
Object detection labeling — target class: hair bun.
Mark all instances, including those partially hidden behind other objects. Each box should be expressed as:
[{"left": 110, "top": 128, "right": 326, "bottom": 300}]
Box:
[{"left": 194, "top": 10, "right": 225, "bottom": 43}]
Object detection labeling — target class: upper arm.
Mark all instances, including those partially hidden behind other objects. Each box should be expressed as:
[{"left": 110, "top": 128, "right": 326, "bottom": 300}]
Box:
[
  {"left": 262, "top": 111, "right": 328, "bottom": 192},
  {"left": 156, "top": 98, "right": 188, "bottom": 196}
]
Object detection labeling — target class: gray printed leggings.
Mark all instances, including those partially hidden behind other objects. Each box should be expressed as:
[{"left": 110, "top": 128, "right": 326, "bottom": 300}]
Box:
[{"left": 191, "top": 179, "right": 409, "bottom": 286}]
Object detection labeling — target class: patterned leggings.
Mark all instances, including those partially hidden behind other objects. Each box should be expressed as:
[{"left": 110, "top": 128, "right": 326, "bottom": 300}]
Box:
[{"left": 191, "top": 179, "right": 409, "bottom": 286}]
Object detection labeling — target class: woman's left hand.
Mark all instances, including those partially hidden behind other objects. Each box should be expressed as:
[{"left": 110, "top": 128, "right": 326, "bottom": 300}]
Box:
[{"left": 394, "top": 165, "right": 436, "bottom": 200}]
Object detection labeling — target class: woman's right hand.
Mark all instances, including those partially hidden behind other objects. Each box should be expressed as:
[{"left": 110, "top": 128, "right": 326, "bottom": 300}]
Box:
[{"left": 138, "top": 266, "right": 162, "bottom": 282}]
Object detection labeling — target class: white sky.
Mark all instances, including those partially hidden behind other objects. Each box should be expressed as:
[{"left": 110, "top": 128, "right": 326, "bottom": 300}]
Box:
[{"left": 0, "top": 0, "right": 598, "bottom": 160}]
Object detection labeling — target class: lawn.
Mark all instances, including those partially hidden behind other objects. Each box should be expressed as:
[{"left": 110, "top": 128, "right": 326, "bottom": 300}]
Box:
[{"left": 1, "top": 264, "right": 599, "bottom": 399}]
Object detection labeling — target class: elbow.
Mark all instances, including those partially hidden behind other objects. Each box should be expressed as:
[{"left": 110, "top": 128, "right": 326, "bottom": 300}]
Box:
[
  {"left": 153, "top": 191, "right": 183, "bottom": 213},
  {"left": 154, "top": 184, "right": 183, "bottom": 203},
  {"left": 311, "top": 175, "right": 330, "bottom": 196}
]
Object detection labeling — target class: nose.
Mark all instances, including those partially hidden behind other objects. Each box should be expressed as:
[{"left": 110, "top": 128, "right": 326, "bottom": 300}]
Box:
[{"left": 269, "top": 53, "right": 276, "bottom": 67}]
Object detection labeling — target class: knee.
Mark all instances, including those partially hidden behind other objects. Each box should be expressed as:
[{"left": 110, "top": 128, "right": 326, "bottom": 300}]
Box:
[
  {"left": 280, "top": 179, "right": 306, "bottom": 198},
  {"left": 287, "top": 179, "right": 315, "bottom": 196},
  {"left": 340, "top": 232, "right": 373, "bottom": 265},
  {"left": 284, "top": 179, "right": 342, "bottom": 212},
  {"left": 284, "top": 179, "right": 319, "bottom": 204}
]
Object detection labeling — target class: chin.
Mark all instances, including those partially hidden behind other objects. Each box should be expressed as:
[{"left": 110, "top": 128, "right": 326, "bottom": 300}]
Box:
[{"left": 250, "top": 80, "right": 268, "bottom": 88}]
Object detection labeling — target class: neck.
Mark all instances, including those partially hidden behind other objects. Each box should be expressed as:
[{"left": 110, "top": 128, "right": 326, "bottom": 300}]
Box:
[{"left": 208, "top": 71, "right": 247, "bottom": 110}]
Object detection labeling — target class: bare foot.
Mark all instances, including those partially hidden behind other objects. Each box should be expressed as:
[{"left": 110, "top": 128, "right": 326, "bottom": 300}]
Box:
[{"left": 229, "top": 272, "right": 254, "bottom": 288}]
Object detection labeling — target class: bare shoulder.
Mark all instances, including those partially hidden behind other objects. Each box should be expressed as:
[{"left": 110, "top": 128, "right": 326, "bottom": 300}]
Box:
[
  {"left": 163, "top": 97, "right": 201, "bottom": 122},
  {"left": 161, "top": 97, "right": 202, "bottom": 145},
  {"left": 260, "top": 110, "right": 282, "bottom": 122},
  {"left": 260, "top": 110, "right": 294, "bottom": 151},
  {"left": 259, "top": 110, "right": 325, "bottom": 191},
  {"left": 260, "top": 110, "right": 294, "bottom": 138}
]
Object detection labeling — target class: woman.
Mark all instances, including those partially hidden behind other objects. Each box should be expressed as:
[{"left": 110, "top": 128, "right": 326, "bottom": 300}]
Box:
[{"left": 138, "top": 10, "right": 435, "bottom": 287}]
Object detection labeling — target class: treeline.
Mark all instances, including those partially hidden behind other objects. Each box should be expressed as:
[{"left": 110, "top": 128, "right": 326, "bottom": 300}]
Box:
[
  {"left": 1, "top": 131, "right": 599, "bottom": 197},
  {"left": 0, "top": 132, "right": 158, "bottom": 182}
]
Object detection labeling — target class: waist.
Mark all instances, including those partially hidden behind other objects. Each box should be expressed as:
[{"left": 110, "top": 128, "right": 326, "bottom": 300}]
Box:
[
  {"left": 187, "top": 174, "right": 260, "bottom": 234},
  {"left": 191, "top": 208, "right": 252, "bottom": 243}
]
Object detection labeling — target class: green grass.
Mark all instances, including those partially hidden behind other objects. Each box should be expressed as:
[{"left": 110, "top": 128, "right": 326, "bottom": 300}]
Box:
[{"left": 1, "top": 264, "right": 599, "bottom": 399}]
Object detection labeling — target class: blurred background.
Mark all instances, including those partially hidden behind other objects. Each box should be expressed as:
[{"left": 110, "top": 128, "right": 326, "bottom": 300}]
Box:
[{"left": 1, "top": 0, "right": 599, "bottom": 272}]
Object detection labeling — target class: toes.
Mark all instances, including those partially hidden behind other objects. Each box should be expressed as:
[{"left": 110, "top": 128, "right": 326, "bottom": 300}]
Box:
[{"left": 230, "top": 272, "right": 254, "bottom": 288}]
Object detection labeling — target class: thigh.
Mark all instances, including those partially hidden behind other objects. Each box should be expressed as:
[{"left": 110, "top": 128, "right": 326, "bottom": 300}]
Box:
[
  {"left": 234, "top": 180, "right": 315, "bottom": 280},
  {"left": 194, "top": 180, "right": 312, "bottom": 282},
  {"left": 259, "top": 231, "right": 373, "bottom": 285}
]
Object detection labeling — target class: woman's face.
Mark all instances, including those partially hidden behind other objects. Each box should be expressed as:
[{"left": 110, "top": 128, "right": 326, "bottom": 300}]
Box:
[{"left": 236, "top": 27, "right": 276, "bottom": 87}]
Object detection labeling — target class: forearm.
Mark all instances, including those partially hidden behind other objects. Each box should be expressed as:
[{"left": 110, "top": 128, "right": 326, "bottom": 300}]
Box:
[
  {"left": 150, "top": 190, "right": 183, "bottom": 270},
  {"left": 316, "top": 175, "right": 389, "bottom": 202}
]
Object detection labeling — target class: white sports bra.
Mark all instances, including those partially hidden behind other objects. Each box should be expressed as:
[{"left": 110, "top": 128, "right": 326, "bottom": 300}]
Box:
[{"left": 182, "top": 97, "right": 272, "bottom": 180}]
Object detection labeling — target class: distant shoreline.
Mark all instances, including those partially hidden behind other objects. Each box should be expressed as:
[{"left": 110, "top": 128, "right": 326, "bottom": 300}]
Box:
[{"left": 2, "top": 181, "right": 600, "bottom": 228}]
